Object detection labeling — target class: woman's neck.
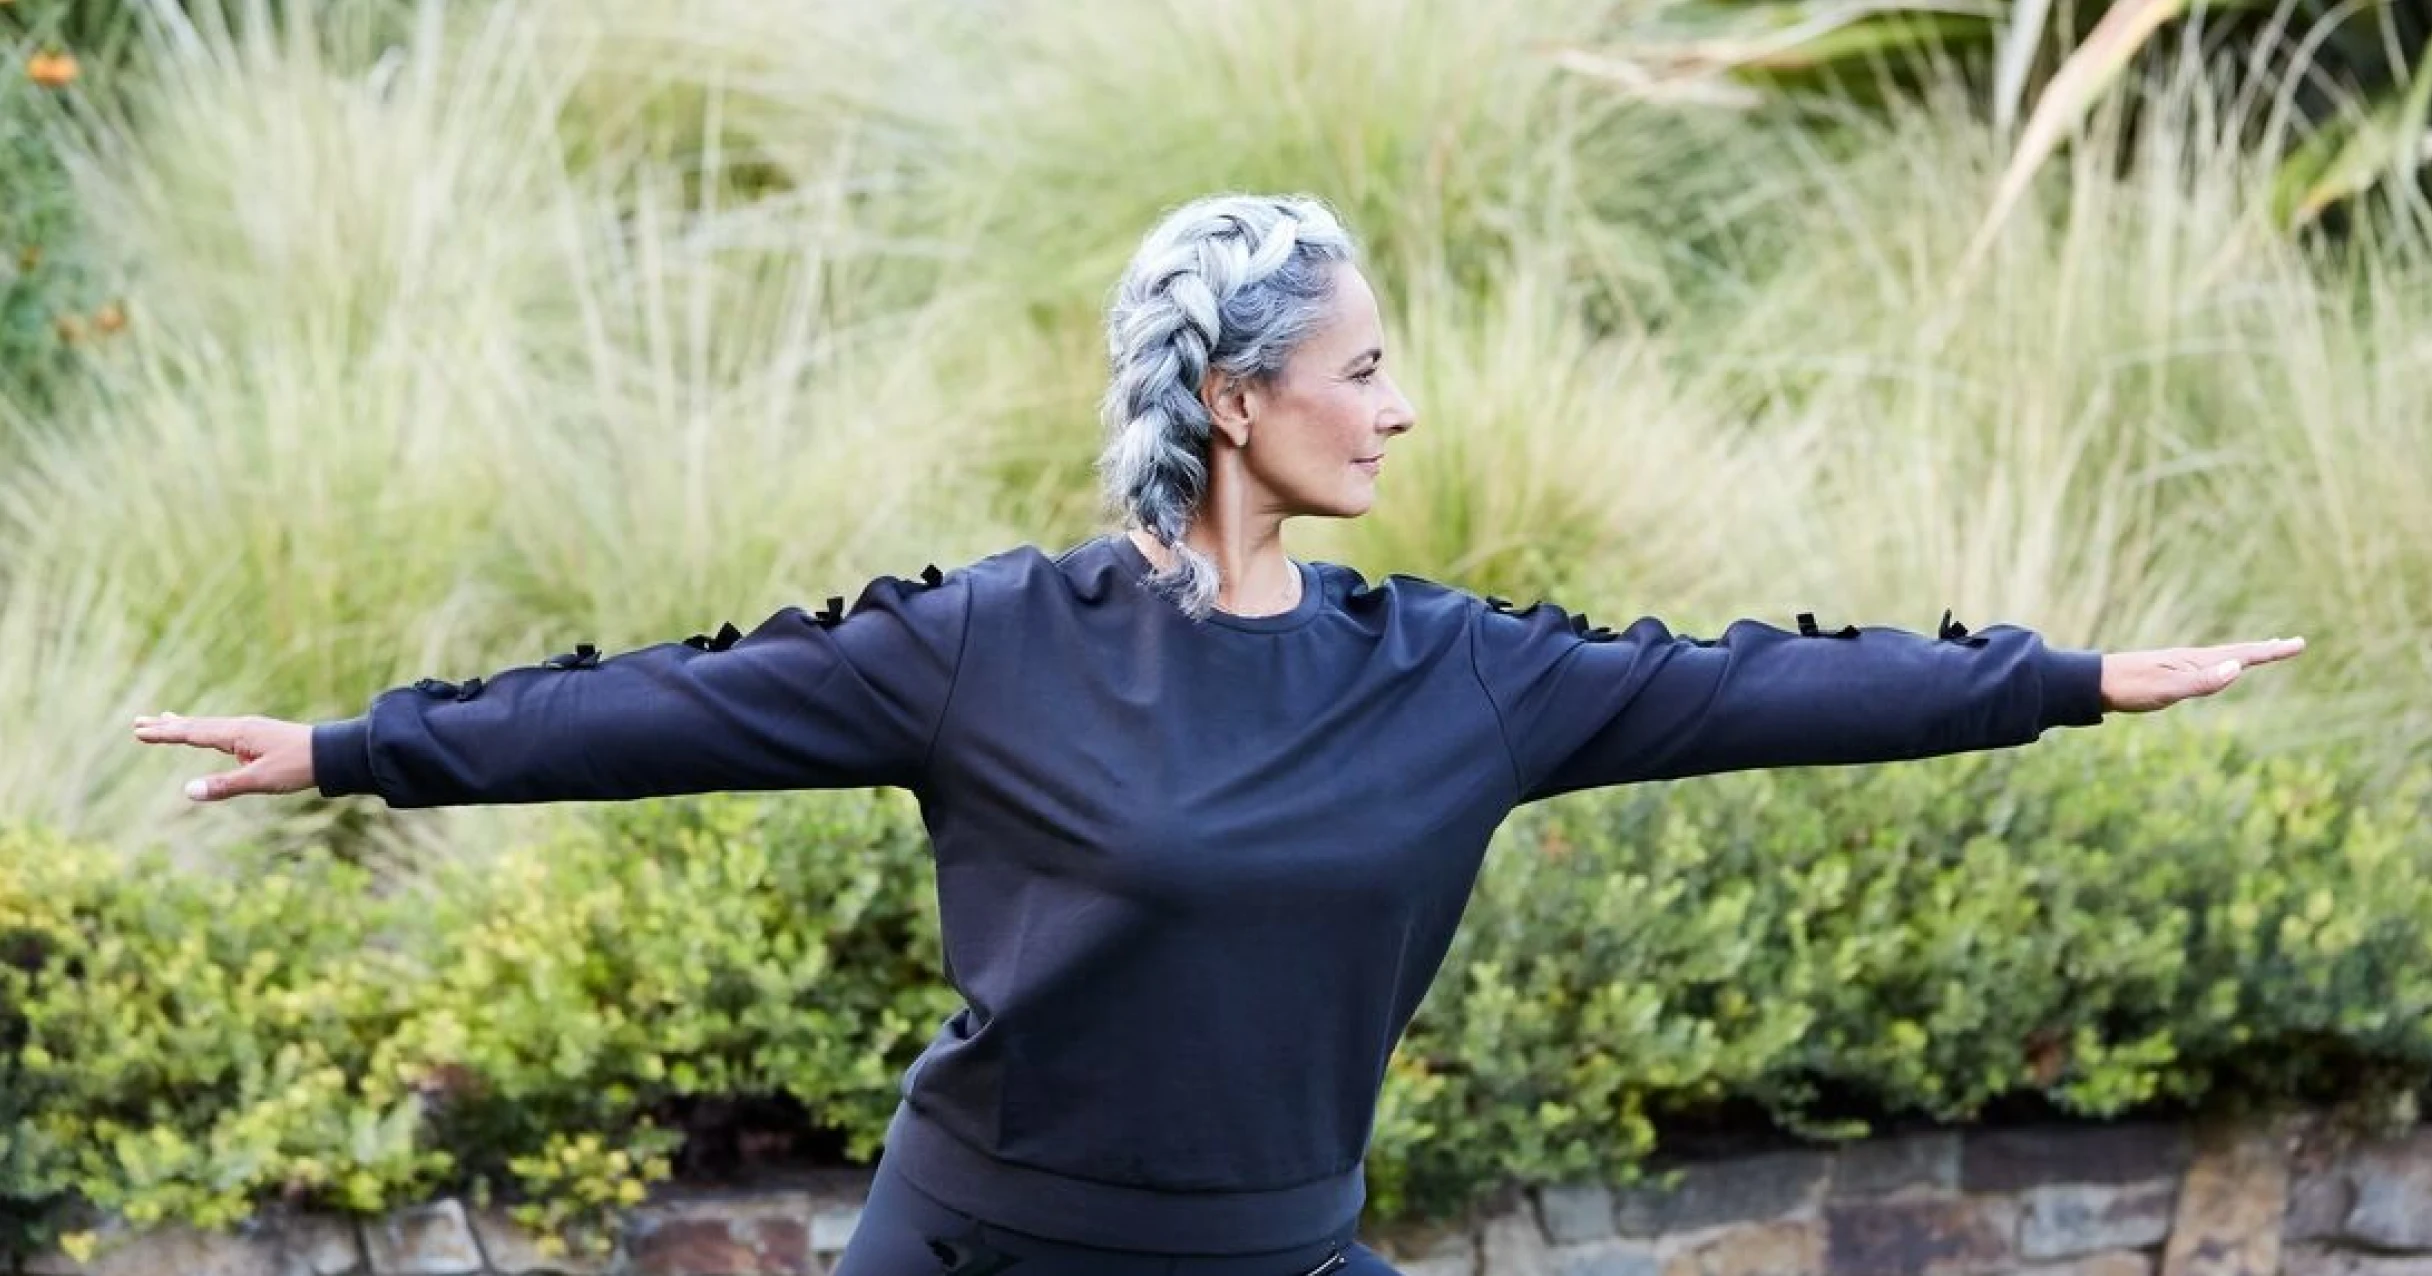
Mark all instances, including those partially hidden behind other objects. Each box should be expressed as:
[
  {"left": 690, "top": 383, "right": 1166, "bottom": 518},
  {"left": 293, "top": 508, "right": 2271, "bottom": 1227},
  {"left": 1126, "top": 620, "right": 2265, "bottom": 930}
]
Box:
[{"left": 1126, "top": 516, "right": 1301, "bottom": 618}]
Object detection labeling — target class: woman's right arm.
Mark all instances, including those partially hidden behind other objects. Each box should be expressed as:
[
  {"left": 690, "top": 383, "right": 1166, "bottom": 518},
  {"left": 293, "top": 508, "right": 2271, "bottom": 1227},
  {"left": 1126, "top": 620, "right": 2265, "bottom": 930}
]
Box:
[{"left": 134, "top": 568, "right": 972, "bottom": 807}]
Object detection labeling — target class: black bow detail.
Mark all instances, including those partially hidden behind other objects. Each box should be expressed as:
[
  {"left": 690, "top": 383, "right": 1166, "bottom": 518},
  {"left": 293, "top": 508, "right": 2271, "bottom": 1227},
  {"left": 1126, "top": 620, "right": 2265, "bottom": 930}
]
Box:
[
  {"left": 1938, "top": 609, "right": 1990, "bottom": 647},
  {"left": 920, "top": 563, "right": 945, "bottom": 588},
  {"left": 1796, "top": 612, "right": 1860, "bottom": 640},
  {"left": 683, "top": 622, "right": 744, "bottom": 652},
  {"left": 413, "top": 676, "right": 483, "bottom": 701},
  {"left": 542, "top": 643, "right": 600, "bottom": 671},
  {"left": 1491, "top": 596, "right": 1559, "bottom": 620},
  {"left": 1566, "top": 612, "right": 1619, "bottom": 642},
  {"left": 811, "top": 596, "right": 847, "bottom": 627}
]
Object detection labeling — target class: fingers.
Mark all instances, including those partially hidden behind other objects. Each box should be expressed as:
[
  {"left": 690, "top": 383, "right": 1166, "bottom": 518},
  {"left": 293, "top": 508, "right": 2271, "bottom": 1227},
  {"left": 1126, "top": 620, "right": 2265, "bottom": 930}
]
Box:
[
  {"left": 2100, "top": 638, "right": 2303, "bottom": 715},
  {"left": 2156, "top": 658, "right": 2242, "bottom": 709},
  {"left": 132, "top": 712, "right": 245, "bottom": 754},
  {"left": 2192, "top": 636, "right": 2307, "bottom": 668},
  {"left": 184, "top": 764, "right": 262, "bottom": 803},
  {"left": 132, "top": 711, "right": 312, "bottom": 803},
  {"left": 132, "top": 713, "right": 253, "bottom": 802},
  {"left": 2239, "top": 636, "right": 2307, "bottom": 667}
]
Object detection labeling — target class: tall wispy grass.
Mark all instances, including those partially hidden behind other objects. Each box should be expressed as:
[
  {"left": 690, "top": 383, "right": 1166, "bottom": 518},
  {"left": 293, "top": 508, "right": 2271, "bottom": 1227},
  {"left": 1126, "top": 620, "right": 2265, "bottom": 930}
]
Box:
[
  {"left": 0, "top": 0, "right": 1010, "bottom": 859},
  {"left": 901, "top": 0, "right": 1803, "bottom": 545},
  {"left": 8, "top": 0, "right": 2432, "bottom": 862},
  {"left": 1298, "top": 256, "right": 1806, "bottom": 617},
  {"left": 2211, "top": 235, "right": 2432, "bottom": 769},
  {"left": 482, "top": 168, "right": 1015, "bottom": 651},
  {"left": 0, "top": 564, "right": 289, "bottom": 859},
  {"left": 937, "top": 0, "right": 1789, "bottom": 316},
  {"left": 1678, "top": 61, "right": 2432, "bottom": 755},
  {"left": 57, "top": 0, "right": 570, "bottom": 353},
  {"left": 1672, "top": 72, "right": 2272, "bottom": 640},
  {"left": 523, "top": 0, "right": 972, "bottom": 191}
]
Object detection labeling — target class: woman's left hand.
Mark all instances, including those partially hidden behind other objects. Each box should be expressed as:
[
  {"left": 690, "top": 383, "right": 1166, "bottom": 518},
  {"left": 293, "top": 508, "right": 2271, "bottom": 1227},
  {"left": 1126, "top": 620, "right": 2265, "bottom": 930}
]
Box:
[{"left": 2101, "top": 637, "right": 2307, "bottom": 715}]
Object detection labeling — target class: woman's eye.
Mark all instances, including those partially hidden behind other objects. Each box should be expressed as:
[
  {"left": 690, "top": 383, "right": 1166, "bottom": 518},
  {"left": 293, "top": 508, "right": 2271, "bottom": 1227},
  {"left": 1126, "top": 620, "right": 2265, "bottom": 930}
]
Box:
[{"left": 1352, "top": 367, "right": 1378, "bottom": 383}]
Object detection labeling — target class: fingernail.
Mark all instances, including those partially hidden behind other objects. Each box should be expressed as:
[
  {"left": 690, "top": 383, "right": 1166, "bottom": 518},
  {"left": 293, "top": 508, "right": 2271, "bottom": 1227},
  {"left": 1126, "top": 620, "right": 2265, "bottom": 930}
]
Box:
[
  {"left": 184, "top": 779, "right": 208, "bottom": 801},
  {"left": 2216, "top": 660, "right": 2241, "bottom": 680}
]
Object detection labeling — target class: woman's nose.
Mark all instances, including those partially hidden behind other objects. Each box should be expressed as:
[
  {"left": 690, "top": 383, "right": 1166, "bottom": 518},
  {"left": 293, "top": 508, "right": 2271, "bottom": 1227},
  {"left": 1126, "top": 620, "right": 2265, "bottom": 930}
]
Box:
[{"left": 1380, "top": 381, "right": 1417, "bottom": 435}]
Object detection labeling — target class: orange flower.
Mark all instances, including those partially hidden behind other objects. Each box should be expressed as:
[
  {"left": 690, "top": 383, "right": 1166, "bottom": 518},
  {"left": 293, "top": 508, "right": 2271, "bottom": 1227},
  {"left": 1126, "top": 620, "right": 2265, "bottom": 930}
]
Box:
[
  {"left": 93, "top": 302, "right": 126, "bottom": 334},
  {"left": 26, "top": 51, "right": 78, "bottom": 89}
]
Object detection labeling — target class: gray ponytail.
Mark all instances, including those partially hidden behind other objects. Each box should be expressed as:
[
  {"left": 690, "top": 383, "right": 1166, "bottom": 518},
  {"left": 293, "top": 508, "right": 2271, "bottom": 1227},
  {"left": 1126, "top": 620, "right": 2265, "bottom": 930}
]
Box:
[{"left": 1095, "top": 193, "right": 1358, "bottom": 618}]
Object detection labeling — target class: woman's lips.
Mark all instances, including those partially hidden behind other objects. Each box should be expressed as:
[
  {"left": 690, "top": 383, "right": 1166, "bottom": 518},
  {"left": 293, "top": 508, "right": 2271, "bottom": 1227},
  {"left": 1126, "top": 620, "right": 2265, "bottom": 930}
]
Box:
[{"left": 1353, "top": 456, "right": 1382, "bottom": 475}]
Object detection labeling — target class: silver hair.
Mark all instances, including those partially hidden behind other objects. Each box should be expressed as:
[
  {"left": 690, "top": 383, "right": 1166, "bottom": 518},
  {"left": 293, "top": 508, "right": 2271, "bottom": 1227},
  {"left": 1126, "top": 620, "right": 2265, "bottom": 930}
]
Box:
[{"left": 1095, "top": 193, "right": 1359, "bottom": 618}]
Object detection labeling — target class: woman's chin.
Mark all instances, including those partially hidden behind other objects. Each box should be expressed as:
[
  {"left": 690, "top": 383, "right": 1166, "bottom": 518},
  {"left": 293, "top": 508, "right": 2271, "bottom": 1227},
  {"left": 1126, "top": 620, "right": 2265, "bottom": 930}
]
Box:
[
  {"left": 1279, "top": 483, "right": 1378, "bottom": 521},
  {"left": 1332, "top": 479, "right": 1384, "bottom": 519}
]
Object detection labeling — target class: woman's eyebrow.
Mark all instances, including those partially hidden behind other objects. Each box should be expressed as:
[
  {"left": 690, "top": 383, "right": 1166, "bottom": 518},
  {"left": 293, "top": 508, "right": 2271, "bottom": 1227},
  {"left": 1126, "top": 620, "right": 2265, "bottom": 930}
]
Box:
[{"left": 1340, "top": 347, "right": 1382, "bottom": 372}]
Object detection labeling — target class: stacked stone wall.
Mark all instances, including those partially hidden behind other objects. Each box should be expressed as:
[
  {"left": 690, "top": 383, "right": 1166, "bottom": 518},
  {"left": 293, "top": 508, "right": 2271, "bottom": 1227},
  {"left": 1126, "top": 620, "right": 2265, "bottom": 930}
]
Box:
[{"left": 18, "top": 1115, "right": 2432, "bottom": 1276}]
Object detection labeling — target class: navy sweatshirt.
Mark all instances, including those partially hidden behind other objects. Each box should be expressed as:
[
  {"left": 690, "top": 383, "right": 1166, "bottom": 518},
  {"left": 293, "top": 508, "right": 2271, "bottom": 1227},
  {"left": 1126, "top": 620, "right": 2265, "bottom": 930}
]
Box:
[{"left": 312, "top": 533, "right": 2107, "bottom": 1252}]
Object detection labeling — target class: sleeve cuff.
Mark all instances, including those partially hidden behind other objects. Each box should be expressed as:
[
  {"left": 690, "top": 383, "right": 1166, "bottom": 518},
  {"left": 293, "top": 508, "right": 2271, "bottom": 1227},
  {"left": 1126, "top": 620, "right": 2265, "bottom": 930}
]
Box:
[
  {"left": 2039, "top": 647, "right": 2107, "bottom": 729},
  {"left": 311, "top": 716, "right": 378, "bottom": 799}
]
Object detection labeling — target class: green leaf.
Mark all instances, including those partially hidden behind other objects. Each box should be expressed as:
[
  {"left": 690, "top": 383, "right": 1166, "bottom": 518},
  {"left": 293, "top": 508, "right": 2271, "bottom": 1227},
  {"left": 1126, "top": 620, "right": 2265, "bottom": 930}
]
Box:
[
  {"left": 1962, "top": 0, "right": 2196, "bottom": 273},
  {"left": 1552, "top": 2, "right": 1996, "bottom": 107},
  {"left": 1692, "top": 2, "right": 1996, "bottom": 70},
  {"left": 2273, "top": 33, "right": 2432, "bottom": 229},
  {"left": 1736, "top": 10, "right": 1995, "bottom": 72}
]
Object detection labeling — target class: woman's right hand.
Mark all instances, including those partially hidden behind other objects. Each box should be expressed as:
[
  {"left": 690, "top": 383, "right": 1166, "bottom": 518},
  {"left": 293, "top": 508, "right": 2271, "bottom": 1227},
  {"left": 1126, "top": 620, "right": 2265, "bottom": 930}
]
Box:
[{"left": 131, "top": 712, "right": 315, "bottom": 802}]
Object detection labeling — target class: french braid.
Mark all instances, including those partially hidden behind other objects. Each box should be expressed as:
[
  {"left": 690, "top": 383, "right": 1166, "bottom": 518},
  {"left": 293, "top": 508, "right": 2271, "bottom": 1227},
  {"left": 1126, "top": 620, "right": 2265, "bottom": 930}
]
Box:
[{"left": 1096, "top": 194, "right": 1356, "bottom": 617}]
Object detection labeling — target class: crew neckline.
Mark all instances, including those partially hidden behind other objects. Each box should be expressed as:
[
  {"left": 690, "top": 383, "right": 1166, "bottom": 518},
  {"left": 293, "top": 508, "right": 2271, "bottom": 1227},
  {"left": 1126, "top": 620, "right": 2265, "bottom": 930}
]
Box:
[{"left": 1103, "top": 534, "right": 1325, "bottom": 633}]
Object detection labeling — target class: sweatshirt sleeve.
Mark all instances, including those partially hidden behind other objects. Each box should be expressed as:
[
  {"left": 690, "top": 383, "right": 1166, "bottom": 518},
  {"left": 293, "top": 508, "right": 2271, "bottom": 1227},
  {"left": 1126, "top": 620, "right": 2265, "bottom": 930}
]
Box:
[
  {"left": 1469, "top": 599, "right": 2106, "bottom": 804},
  {"left": 309, "top": 568, "right": 972, "bottom": 808}
]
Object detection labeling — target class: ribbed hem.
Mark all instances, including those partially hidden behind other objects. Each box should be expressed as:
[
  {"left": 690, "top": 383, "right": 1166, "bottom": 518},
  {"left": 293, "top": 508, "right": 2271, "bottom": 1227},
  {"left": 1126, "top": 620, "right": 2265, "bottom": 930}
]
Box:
[
  {"left": 311, "top": 717, "right": 377, "bottom": 799},
  {"left": 881, "top": 1103, "right": 1365, "bottom": 1255},
  {"left": 2040, "top": 648, "right": 2107, "bottom": 728}
]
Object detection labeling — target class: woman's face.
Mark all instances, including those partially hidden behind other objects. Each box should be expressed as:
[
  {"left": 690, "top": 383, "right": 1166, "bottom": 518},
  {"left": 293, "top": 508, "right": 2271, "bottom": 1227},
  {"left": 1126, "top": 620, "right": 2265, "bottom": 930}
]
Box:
[{"left": 1216, "top": 264, "right": 1418, "bottom": 520}]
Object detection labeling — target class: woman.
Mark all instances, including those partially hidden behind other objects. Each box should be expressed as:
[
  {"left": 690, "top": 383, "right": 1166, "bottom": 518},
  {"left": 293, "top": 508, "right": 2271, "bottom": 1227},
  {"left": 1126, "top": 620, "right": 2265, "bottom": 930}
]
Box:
[{"left": 135, "top": 193, "right": 2303, "bottom": 1275}]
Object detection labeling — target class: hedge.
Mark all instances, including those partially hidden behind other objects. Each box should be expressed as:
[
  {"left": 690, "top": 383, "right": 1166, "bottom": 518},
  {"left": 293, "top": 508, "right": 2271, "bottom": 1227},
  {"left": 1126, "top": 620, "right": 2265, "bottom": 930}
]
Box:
[{"left": 5, "top": 724, "right": 2429, "bottom": 1258}]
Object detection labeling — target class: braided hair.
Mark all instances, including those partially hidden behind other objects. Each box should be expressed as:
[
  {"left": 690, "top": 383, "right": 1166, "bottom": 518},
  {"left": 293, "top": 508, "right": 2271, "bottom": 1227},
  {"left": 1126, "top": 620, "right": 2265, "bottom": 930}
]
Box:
[{"left": 1096, "top": 193, "right": 1357, "bottom": 618}]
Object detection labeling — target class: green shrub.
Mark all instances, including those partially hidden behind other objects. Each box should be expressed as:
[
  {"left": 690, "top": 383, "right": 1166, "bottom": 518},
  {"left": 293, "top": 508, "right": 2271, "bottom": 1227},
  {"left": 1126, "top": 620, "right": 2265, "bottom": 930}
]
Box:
[
  {"left": 0, "top": 828, "right": 430, "bottom": 1260},
  {"left": 0, "top": 0, "right": 185, "bottom": 423},
  {"left": 0, "top": 789, "right": 953, "bottom": 1262},
  {"left": 1371, "top": 725, "right": 2432, "bottom": 1217},
  {"left": 0, "top": 37, "right": 101, "bottom": 420},
  {"left": 385, "top": 791, "right": 954, "bottom": 1257}
]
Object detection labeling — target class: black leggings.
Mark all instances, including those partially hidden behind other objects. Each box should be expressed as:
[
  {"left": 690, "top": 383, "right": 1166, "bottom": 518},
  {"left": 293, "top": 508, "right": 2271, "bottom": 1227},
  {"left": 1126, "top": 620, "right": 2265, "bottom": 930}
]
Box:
[{"left": 831, "top": 1157, "right": 1406, "bottom": 1276}]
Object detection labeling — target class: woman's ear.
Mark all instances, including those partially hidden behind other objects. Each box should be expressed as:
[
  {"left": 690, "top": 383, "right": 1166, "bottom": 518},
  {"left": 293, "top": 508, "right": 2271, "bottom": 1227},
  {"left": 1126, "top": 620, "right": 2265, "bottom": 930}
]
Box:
[{"left": 1201, "top": 369, "right": 1253, "bottom": 450}]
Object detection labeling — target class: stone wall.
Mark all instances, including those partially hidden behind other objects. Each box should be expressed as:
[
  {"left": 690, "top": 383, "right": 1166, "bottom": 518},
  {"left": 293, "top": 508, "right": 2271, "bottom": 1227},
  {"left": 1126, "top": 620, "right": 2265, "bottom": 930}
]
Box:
[{"left": 14, "top": 1113, "right": 2432, "bottom": 1276}]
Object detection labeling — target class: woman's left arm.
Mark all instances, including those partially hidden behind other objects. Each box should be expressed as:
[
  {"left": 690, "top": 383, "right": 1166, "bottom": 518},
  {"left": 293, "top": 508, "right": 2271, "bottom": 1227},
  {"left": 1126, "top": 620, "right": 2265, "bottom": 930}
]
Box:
[{"left": 1469, "top": 599, "right": 2304, "bottom": 804}]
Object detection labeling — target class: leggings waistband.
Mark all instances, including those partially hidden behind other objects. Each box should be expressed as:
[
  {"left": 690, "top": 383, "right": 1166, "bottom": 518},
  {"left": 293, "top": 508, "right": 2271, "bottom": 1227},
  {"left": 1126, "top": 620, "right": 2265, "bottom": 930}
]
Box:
[{"left": 833, "top": 1152, "right": 1377, "bottom": 1276}]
